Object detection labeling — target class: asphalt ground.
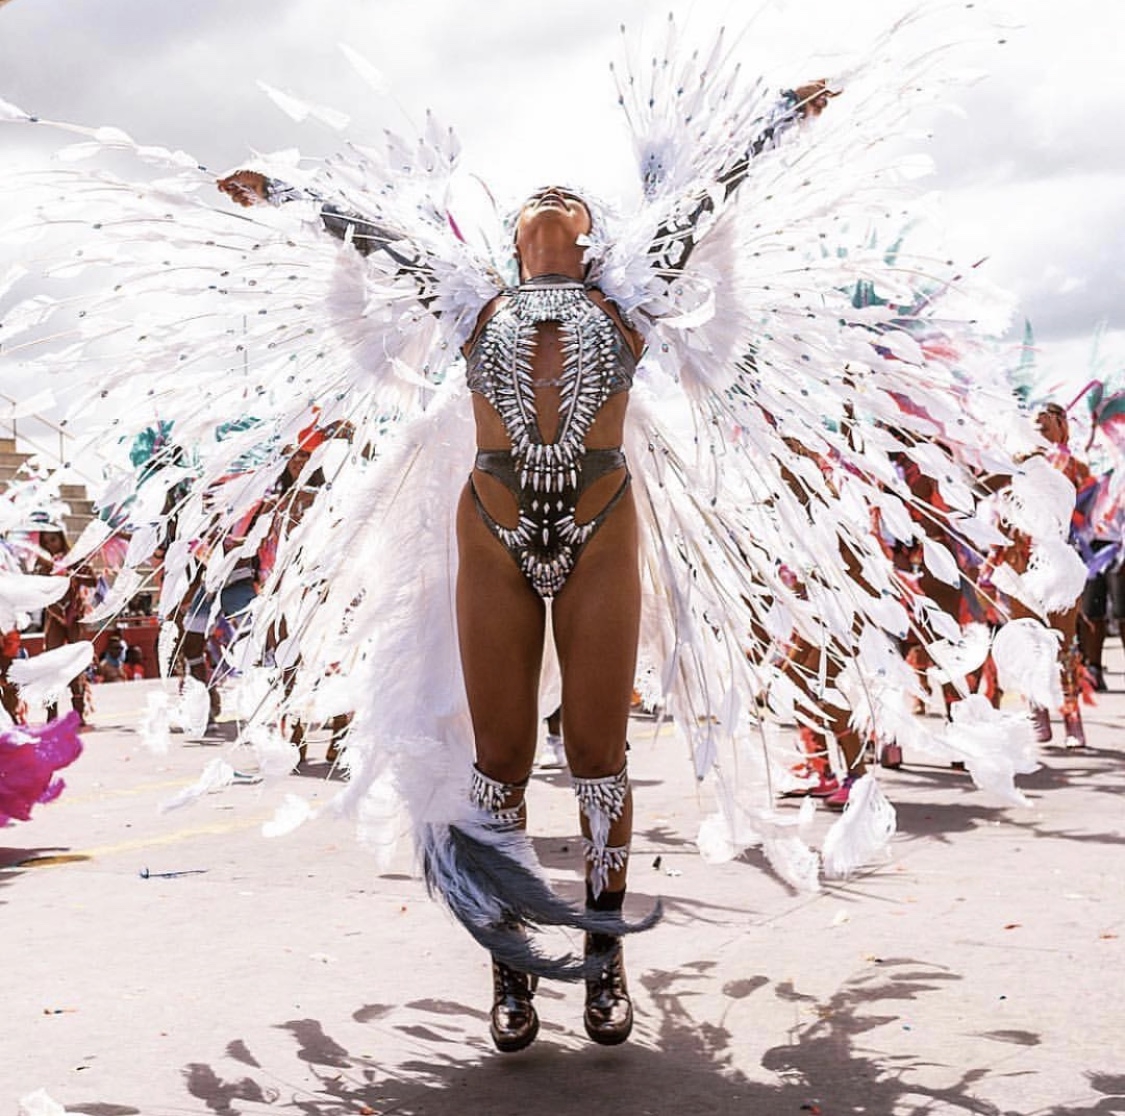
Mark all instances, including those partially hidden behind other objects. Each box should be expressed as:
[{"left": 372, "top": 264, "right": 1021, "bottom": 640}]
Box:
[{"left": 3, "top": 651, "right": 1123, "bottom": 1116}]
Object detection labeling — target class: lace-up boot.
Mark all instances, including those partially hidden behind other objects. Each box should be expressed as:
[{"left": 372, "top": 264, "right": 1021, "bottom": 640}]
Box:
[
  {"left": 489, "top": 958, "right": 539, "bottom": 1052},
  {"left": 583, "top": 934, "right": 633, "bottom": 1045}
]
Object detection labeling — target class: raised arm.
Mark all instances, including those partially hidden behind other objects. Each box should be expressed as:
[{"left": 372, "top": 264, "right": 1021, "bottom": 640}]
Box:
[
  {"left": 647, "top": 81, "right": 837, "bottom": 276},
  {"left": 217, "top": 170, "right": 439, "bottom": 308},
  {"left": 718, "top": 81, "right": 835, "bottom": 199}
]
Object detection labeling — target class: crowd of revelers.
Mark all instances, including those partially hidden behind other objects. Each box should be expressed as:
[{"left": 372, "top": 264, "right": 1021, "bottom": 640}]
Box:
[
  {"left": 785, "top": 390, "right": 1123, "bottom": 805},
  {"left": 3, "top": 369, "right": 1121, "bottom": 1041},
  {"left": 0, "top": 5, "right": 1120, "bottom": 1051},
  {"left": 11, "top": 383, "right": 1120, "bottom": 791}
]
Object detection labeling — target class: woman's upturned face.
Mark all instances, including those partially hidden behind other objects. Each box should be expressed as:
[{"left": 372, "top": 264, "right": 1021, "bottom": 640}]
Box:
[{"left": 514, "top": 187, "right": 592, "bottom": 251}]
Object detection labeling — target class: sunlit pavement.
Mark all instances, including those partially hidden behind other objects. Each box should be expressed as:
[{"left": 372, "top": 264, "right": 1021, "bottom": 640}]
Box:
[{"left": 4, "top": 658, "right": 1123, "bottom": 1115}]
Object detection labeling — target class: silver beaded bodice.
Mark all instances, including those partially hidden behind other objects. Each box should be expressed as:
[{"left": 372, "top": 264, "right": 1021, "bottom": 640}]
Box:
[
  {"left": 466, "top": 278, "right": 635, "bottom": 491},
  {"left": 465, "top": 277, "right": 636, "bottom": 598}
]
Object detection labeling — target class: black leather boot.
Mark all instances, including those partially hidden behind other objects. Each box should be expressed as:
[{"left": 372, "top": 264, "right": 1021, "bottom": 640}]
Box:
[
  {"left": 583, "top": 934, "right": 633, "bottom": 1045},
  {"left": 489, "top": 958, "right": 539, "bottom": 1052}
]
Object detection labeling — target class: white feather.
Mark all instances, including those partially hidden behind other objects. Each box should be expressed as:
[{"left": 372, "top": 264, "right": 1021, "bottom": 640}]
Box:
[
  {"left": 338, "top": 43, "right": 392, "bottom": 96},
  {"left": 8, "top": 641, "right": 93, "bottom": 706},
  {"left": 139, "top": 691, "right": 172, "bottom": 756},
  {"left": 167, "top": 677, "right": 211, "bottom": 738},
  {"left": 0, "top": 96, "right": 33, "bottom": 123},
  {"left": 928, "top": 622, "right": 992, "bottom": 684},
  {"left": 1000, "top": 455, "right": 1076, "bottom": 539},
  {"left": 18, "top": 1090, "right": 67, "bottom": 1116},
  {"left": 159, "top": 758, "right": 236, "bottom": 812},
  {"left": 84, "top": 568, "right": 143, "bottom": 625},
  {"left": 945, "top": 695, "right": 1038, "bottom": 807},
  {"left": 64, "top": 516, "right": 113, "bottom": 568},
  {"left": 1020, "top": 537, "right": 1091, "bottom": 616},
  {"left": 921, "top": 536, "right": 962, "bottom": 588},
  {"left": 0, "top": 573, "right": 68, "bottom": 630},
  {"left": 821, "top": 774, "right": 896, "bottom": 880},
  {"left": 263, "top": 793, "right": 317, "bottom": 838},
  {"left": 991, "top": 618, "right": 1063, "bottom": 709}
]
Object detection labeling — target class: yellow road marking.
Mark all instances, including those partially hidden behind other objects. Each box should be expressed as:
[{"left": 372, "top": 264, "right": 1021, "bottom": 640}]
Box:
[
  {"left": 18, "top": 854, "right": 91, "bottom": 868},
  {"left": 61, "top": 778, "right": 197, "bottom": 806}
]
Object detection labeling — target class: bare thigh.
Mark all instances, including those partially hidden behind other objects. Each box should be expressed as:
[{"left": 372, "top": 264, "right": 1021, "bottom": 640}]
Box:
[
  {"left": 456, "top": 483, "right": 546, "bottom": 783},
  {"left": 552, "top": 486, "right": 641, "bottom": 777}
]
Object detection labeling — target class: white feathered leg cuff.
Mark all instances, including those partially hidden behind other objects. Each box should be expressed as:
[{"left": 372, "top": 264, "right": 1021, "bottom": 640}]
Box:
[
  {"left": 469, "top": 764, "right": 528, "bottom": 828},
  {"left": 572, "top": 763, "right": 630, "bottom": 898}
]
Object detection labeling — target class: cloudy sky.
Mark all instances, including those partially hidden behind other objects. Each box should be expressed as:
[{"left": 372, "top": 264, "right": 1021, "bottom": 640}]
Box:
[{"left": 1, "top": 0, "right": 1122, "bottom": 421}]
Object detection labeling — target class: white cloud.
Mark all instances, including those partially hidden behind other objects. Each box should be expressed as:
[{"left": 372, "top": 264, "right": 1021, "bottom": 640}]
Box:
[{"left": 0, "top": 0, "right": 1120, "bottom": 397}]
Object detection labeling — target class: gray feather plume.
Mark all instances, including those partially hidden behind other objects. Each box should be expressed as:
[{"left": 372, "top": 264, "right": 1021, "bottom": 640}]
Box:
[{"left": 420, "top": 820, "right": 662, "bottom": 981}]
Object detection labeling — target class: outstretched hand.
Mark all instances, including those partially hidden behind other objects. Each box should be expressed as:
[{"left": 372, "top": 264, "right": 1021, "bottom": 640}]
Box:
[
  {"left": 793, "top": 80, "right": 840, "bottom": 118},
  {"left": 217, "top": 170, "right": 269, "bottom": 207}
]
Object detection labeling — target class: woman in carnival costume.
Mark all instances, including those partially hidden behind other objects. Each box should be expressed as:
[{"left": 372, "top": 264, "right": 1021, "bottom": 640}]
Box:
[
  {"left": 216, "top": 79, "right": 833, "bottom": 1050},
  {"left": 0, "top": 7, "right": 1078, "bottom": 1050},
  {"left": 1025, "top": 401, "right": 1098, "bottom": 747},
  {"left": 29, "top": 524, "right": 96, "bottom": 726},
  {"left": 0, "top": 525, "right": 84, "bottom": 823}
]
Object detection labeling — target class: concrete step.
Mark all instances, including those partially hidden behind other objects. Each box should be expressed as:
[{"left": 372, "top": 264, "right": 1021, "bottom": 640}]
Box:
[
  {"left": 64, "top": 524, "right": 94, "bottom": 544},
  {"left": 0, "top": 464, "right": 96, "bottom": 541}
]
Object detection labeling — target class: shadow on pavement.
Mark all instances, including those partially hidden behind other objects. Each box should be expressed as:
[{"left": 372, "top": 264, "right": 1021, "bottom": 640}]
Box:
[
  {"left": 1, "top": 845, "right": 81, "bottom": 900},
  {"left": 1039, "top": 1073, "right": 1125, "bottom": 1115},
  {"left": 289, "top": 761, "right": 347, "bottom": 783},
  {"left": 872, "top": 740, "right": 1125, "bottom": 852},
  {"left": 155, "top": 956, "right": 1125, "bottom": 1116},
  {"left": 891, "top": 791, "right": 1125, "bottom": 851},
  {"left": 0, "top": 845, "right": 69, "bottom": 870},
  {"left": 67, "top": 1106, "right": 142, "bottom": 1116}
]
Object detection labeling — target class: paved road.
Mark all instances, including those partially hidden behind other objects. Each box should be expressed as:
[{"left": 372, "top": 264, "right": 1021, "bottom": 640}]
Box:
[{"left": 3, "top": 659, "right": 1123, "bottom": 1115}]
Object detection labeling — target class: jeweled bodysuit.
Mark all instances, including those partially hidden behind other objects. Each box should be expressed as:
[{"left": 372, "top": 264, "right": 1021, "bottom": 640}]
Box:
[{"left": 465, "top": 275, "right": 637, "bottom": 598}]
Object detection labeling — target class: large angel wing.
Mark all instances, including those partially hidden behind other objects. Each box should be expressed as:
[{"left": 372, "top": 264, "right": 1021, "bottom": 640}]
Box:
[
  {"left": 1, "top": 81, "right": 652, "bottom": 974},
  {"left": 605, "top": 9, "right": 1077, "bottom": 876},
  {"left": 1, "top": 80, "right": 502, "bottom": 631}
]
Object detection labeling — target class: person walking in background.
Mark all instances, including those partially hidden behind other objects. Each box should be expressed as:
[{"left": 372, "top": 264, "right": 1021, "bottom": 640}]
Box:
[{"left": 31, "top": 526, "right": 96, "bottom": 727}]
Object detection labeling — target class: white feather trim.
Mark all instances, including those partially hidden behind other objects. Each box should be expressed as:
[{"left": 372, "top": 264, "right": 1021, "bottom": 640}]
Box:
[
  {"left": 139, "top": 691, "right": 173, "bottom": 756},
  {"left": 18, "top": 1090, "right": 67, "bottom": 1116},
  {"left": 821, "top": 774, "right": 896, "bottom": 880},
  {"left": 945, "top": 695, "right": 1038, "bottom": 807},
  {"left": 0, "top": 572, "right": 68, "bottom": 630},
  {"left": 990, "top": 618, "right": 1063, "bottom": 709},
  {"left": 262, "top": 793, "right": 317, "bottom": 838},
  {"left": 1020, "top": 538, "right": 1090, "bottom": 616},
  {"left": 8, "top": 641, "right": 93, "bottom": 706},
  {"left": 160, "top": 758, "right": 236, "bottom": 812}
]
